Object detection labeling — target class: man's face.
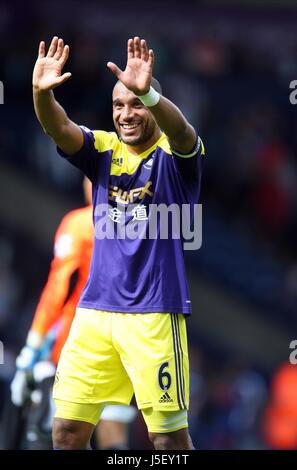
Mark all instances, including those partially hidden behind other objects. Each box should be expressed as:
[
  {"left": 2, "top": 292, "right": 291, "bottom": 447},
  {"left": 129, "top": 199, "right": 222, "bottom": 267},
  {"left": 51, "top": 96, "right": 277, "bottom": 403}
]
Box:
[{"left": 112, "top": 82, "right": 157, "bottom": 146}]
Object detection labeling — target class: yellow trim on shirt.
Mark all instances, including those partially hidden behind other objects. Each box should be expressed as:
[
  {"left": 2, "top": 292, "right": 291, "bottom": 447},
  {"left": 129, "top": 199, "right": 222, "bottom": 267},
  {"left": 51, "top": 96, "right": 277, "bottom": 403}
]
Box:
[{"left": 109, "top": 133, "right": 170, "bottom": 176}]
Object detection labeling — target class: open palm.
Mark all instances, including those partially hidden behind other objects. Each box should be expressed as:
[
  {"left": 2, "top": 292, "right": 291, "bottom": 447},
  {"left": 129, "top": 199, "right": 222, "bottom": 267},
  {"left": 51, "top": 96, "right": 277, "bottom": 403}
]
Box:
[
  {"left": 33, "top": 37, "right": 71, "bottom": 91},
  {"left": 107, "top": 37, "right": 154, "bottom": 95}
]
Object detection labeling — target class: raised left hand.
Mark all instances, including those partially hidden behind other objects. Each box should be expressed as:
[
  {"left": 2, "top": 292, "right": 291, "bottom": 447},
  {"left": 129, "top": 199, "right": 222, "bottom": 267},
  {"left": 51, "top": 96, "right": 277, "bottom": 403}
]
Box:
[{"left": 107, "top": 37, "right": 154, "bottom": 96}]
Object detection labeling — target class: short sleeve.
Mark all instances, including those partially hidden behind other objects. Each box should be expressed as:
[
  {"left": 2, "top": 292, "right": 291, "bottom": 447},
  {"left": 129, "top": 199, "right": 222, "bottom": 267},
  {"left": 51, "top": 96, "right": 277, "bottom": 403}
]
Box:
[
  {"left": 171, "top": 135, "right": 205, "bottom": 159},
  {"left": 57, "top": 126, "right": 98, "bottom": 181},
  {"left": 171, "top": 135, "right": 205, "bottom": 187},
  {"left": 57, "top": 127, "right": 117, "bottom": 182}
]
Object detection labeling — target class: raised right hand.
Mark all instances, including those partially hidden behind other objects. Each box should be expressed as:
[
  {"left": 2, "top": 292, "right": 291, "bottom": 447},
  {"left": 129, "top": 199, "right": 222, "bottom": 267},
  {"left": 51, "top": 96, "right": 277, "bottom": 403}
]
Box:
[{"left": 32, "top": 36, "right": 72, "bottom": 91}]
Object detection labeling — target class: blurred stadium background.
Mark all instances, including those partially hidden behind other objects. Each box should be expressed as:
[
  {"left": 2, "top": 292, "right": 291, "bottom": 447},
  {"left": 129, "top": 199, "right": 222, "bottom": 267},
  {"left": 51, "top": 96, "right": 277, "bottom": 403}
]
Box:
[{"left": 1, "top": 0, "right": 297, "bottom": 450}]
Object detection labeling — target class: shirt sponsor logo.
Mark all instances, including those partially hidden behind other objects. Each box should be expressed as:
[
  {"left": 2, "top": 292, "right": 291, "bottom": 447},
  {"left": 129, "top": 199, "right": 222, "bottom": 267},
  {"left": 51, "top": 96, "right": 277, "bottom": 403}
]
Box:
[
  {"left": 108, "top": 204, "right": 148, "bottom": 223},
  {"left": 109, "top": 181, "right": 153, "bottom": 205}
]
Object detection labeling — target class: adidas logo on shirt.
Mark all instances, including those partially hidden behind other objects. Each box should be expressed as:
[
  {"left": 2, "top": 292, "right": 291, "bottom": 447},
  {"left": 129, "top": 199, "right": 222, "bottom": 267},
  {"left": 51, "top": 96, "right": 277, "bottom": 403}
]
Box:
[
  {"left": 159, "top": 391, "right": 173, "bottom": 403},
  {"left": 112, "top": 157, "right": 123, "bottom": 167}
]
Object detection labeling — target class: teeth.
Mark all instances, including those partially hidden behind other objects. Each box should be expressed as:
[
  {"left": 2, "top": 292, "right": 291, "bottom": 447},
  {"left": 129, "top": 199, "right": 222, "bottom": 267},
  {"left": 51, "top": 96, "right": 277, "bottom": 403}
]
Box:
[{"left": 122, "top": 124, "right": 139, "bottom": 129}]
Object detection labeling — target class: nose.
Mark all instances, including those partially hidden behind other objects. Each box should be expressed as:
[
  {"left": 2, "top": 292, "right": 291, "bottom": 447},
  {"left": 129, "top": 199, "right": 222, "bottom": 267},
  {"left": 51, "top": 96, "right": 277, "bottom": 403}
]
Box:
[{"left": 121, "top": 105, "right": 134, "bottom": 121}]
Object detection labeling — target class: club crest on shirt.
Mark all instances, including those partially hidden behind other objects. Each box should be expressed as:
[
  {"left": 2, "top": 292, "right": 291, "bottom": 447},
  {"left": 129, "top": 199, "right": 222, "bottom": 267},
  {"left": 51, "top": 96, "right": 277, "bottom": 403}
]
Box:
[{"left": 143, "top": 157, "right": 153, "bottom": 170}]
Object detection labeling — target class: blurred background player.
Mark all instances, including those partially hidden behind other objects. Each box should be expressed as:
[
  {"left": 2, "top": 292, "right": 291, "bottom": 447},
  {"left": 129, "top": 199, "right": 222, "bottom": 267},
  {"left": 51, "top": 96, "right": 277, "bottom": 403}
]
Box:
[
  {"left": 8, "top": 177, "right": 136, "bottom": 450},
  {"left": 262, "top": 362, "right": 297, "bottom": 450}
]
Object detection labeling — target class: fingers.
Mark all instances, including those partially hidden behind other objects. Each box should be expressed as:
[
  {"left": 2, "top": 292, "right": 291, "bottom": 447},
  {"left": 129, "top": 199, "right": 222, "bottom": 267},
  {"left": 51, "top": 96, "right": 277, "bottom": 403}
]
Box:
[
  {"left": 134, "top": 36, "right": 141, "bottom": 59},
  {"left": 59, "top": 44, "right": 70, "bottom": 67},
  {"left": 43, "top": 37, "right": 69, "bottom": 66},
  {"left": 141, "top": 39, "right": 149, "bottom": 61},
  {"left": 128, "top": 37, "right": 151, "bottom": 63},
  {"left": 55, "top": 72, "right": 72, "bottom": 87},
  {"left": 54, "top": 38, "right": 64, "bottom": 61},
  {"left": 127, "top": 38, "right": 134, "bottom": 60},
  {"left": 46, "top": 36, "right": 67, "bottom": 61},
  {"left": 47, "top": 36, "right": 58, "bottom": 57},
  {"left": 38, "top": 41, "right": 45, "bottom": 59},
  {"left": 148, "top": 49, "right": 154, "bottom": 68},
  {"left": 107, "top": 61, "right": 123, "bottom": 79}
]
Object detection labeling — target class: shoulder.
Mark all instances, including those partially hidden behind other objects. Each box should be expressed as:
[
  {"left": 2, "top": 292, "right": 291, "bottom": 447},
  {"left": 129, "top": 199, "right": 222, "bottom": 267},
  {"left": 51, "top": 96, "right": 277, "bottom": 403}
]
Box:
[
  {"left": 84, "top": 129, "right": 119, "bottom": 153},
  {"left": 156, "top": 133, "right": 172, "bottom": 156},
  {"left": 75, "top": 206, "right": 93, "bottom": 234}
]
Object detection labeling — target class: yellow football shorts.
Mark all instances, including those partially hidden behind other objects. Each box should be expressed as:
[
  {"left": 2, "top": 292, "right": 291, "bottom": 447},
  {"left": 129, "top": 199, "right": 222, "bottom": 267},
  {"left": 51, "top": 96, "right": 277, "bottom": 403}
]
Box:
[{"left": 53, "top": 308, "right": 189, "bottom": 433}]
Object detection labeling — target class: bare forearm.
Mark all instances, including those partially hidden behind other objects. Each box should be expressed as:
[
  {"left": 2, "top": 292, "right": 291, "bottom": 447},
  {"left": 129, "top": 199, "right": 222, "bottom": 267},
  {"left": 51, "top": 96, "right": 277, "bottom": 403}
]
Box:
[
  {"left": 150, "top": 96, "right": 188, "bottom": 137},
  {"left": 33, "top": 87, "right": 83, "bottom": 153},
  {"left": 33, "top": 88, "right": 69, "bottom": 138},
  {"left": 149, "top": 96, "right": 196, "bottom": 154}
]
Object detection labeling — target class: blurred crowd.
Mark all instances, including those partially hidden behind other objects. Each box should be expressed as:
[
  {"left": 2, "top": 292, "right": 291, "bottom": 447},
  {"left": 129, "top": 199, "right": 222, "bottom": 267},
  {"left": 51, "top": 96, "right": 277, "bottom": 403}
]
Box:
[{"left": 1, "top": 1, "right": 297, "bottom": 449}]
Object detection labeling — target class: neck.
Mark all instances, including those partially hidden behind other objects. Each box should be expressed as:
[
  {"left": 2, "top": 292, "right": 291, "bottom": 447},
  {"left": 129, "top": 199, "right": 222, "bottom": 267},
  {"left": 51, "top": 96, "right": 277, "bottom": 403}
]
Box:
[{"left": 125, "top": 128, "right": 162, "bottom": 155}]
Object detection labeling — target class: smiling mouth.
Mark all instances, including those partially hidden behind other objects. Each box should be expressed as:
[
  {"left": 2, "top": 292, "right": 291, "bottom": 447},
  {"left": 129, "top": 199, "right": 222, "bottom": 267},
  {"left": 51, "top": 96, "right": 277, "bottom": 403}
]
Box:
[{"left": 120, "top": 123, "right": 141, "bottom": 131}]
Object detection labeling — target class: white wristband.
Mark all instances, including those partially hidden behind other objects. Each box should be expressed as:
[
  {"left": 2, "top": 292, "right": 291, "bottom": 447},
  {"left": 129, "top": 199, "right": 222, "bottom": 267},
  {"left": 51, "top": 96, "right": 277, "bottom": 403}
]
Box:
[{"left": 138, "top": 86, "right": 160, "bottom": 107}]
